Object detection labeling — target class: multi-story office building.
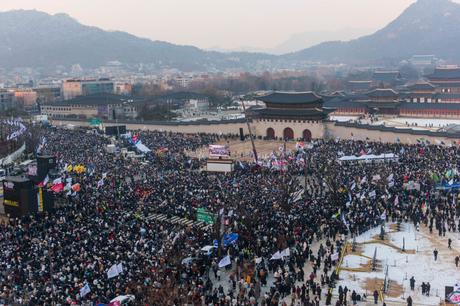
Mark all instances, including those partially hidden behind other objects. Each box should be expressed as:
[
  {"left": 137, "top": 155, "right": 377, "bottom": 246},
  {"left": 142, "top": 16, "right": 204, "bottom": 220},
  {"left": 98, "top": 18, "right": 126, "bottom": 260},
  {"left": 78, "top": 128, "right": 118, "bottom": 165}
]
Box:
[{"left": 62, "top": 78, "right": 114, "bottom": 100}]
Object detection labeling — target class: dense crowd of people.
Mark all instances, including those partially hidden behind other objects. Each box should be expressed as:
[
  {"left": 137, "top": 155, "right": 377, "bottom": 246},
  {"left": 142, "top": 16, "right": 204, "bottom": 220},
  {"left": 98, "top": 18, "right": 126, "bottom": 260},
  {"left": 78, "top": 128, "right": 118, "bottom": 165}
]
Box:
[{"left": 0, "top": 123, "right": 459, "bottom": 305}]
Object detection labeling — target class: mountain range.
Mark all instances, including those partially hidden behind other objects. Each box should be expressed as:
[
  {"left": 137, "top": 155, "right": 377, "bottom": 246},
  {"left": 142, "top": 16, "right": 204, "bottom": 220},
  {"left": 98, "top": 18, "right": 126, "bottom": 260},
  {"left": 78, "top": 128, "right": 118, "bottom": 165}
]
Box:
[
  {"left": 1, "top": 0, "right": 460, "bottom": 71},
  {"left": 209, "top": 28, "right": 372, "bottom": 55}
]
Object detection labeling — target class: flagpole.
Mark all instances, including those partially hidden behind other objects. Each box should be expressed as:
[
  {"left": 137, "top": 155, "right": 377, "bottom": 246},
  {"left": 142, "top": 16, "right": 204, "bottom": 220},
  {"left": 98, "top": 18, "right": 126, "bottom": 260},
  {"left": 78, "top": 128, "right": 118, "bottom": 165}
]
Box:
[{"left": 240, "top": 98, "right": 258, "bottom": 163}]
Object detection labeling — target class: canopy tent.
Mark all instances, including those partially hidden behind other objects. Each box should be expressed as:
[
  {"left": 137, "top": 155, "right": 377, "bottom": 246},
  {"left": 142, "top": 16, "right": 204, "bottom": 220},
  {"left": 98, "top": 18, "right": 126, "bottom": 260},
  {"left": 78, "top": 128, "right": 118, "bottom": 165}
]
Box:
[{"left": 338, "top": 153, "right": 398, "bottom": 162}]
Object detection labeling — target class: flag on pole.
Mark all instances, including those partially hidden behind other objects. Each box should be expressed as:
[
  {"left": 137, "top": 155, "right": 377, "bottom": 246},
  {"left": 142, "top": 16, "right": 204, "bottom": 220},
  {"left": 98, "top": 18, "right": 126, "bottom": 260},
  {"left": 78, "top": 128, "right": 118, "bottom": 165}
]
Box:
[
  {"left": 38, "top": 175, "right": 50, "bottom": 187},
  {"left": 51, "top": 183, "right": 64, "bottom": 193},
  {"left": 218, "top": 255, "right": 231, "bottom": 268},
  {"left": 79, "top": 283, "right": 91, "bottom": 297},
  {"left": 107, "top": 264, "right": 119, "bottom": 279},
  {"left": 71, "top": 183, "right": 81, "bottom": 192},
  {"left": 270, "top": 251, "right": 282, "bottom": 260},
  {"left": 116, "top": 263, "right": 123, "bottom": 274},
  {"left": 280, "top": 247, "right": 290, "bottom": 258},
  {"left": 387, "top": 174, "right": 394, "bottom": 182}
]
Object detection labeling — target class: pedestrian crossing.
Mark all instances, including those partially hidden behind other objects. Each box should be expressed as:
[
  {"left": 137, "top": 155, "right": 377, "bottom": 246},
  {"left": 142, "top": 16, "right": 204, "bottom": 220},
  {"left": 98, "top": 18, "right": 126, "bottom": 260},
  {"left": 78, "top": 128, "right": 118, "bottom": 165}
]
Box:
[{"left": 145, "top": 213, "right": 213, "bottom": 231}]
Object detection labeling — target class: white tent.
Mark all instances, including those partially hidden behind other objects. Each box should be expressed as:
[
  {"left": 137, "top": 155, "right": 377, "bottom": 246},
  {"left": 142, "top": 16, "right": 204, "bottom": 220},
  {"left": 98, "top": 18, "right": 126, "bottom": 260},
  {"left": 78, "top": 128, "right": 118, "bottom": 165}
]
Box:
[{"left": 338, "top": 153, "right": 398, "bottom": 162}]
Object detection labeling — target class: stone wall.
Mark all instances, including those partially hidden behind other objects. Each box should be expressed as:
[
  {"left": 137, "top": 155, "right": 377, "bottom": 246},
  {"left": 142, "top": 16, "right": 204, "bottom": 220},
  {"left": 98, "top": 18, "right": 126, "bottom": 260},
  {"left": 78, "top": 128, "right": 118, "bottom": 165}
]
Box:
[
  {"left": 252, "top": 118, "right": 325, "bottom": 139},
  {"left": 52, "top": 119, "right": 248, "bottom": 135},
  {"left": 326, "top": 122, "right": 459, "bottom": 144},
  {"left": 51, "top": 118, "right": 460, "bottom": 145}
]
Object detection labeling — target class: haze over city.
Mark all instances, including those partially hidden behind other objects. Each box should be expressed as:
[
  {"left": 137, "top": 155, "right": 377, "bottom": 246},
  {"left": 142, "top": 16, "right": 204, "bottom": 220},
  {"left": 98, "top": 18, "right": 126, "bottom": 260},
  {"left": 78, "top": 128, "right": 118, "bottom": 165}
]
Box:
[
  {"left": 0, "top": 0, "right": 446, "bottom": 51},
  {"left": 3, "top": 1, "right": 460, "bottom": 305}
]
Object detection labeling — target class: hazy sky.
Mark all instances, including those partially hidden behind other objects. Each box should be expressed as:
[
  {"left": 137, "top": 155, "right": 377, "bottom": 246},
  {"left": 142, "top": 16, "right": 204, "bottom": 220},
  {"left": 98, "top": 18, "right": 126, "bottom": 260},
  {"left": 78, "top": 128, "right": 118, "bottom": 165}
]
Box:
[{"left": 0, "top": 0, "right": 447, "bottom": 50}]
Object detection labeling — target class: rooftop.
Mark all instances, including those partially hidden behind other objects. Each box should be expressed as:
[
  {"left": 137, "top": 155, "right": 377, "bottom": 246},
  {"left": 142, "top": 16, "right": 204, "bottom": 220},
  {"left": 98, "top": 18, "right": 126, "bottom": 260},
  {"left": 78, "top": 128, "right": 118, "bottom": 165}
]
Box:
[
  {"left": 367, "top": 88, "right": 399, "bottom": 98},
  {"left": 49, "top": 94, "right": 145, "bottom": 106},
  {"left": 256, "top": 91, "right": 322, "bottom": 104},
  {"left": 252, "top": 107, "right": 331, "bottom": 120},
  {"left": 426, "top": 67, "right": 460, "bottom": 79},
  {"left": 407, "top": 82, "right": 436, "bottom": 91}
]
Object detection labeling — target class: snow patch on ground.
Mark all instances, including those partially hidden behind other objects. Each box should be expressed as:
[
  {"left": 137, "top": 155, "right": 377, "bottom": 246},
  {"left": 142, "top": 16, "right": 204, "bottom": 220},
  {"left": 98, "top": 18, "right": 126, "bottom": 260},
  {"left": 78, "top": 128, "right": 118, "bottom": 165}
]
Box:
[{"left": 337, "top": 222, "right": 460, "bottom": 305}]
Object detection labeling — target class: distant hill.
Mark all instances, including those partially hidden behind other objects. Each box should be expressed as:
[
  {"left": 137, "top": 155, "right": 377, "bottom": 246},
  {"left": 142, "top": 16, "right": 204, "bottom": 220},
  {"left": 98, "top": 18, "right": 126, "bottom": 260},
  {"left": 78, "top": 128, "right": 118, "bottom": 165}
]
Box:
[
  {"left": 2, "top": 0, "right": 460, "bottom": 71},
  {"left": 285, "top": 0, "right": 460, "bottom": 64},
  {"left": 0, "top": 10, "right": 273, "bottom": 71}
]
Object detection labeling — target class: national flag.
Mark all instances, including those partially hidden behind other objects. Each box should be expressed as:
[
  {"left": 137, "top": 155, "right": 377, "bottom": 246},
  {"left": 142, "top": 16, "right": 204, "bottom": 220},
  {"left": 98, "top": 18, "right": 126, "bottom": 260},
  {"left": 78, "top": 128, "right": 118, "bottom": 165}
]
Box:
[
  {"left": 107, "top": 264, "right": 119, "bottom": 279},
  {"left": 360, "top": 176, "right": 367, "bottom": 184},
  {"left": 97, "top": 178, "right": 104, "bottom": 188},
  {"left": 454, "top": 281, "right": 460, "bottom": 292},
  {"left": 369, "top": 190, "right": 376, "bottom": 198},
  {"left": 218, "top": 255, "right": 231, "bottom": 268},
  {"left": 270, "top": 251, "right": 282, "bottom": 260},
  {"left": 449, "top": 179, "right": 454, "bottom": 186},
  {"left": 52, "top": 178, "right": 62, "bottom": 185},
  {"left": 351, "top": 182, "right": 356, "bottom": 191},
  {"left": 341, "top": 212, "right": 349, "bottom": 230},
  {"left": 280, "top": 247, "right": 290, "bottom": 258},
  {"left": 359, "top": 149, "right": 367, "bottom": 156},
  {"left": 394, "top": 195, "right": 399, "bottom": 205},
  {"left": 79, "top": 283, "right": 91, "bottom": 298},
  {"left": 116, "top": 263, "right": 123, "bottom": 274},
  {"left": 387, "top": 174, "right": 394, "bottom": 182}
]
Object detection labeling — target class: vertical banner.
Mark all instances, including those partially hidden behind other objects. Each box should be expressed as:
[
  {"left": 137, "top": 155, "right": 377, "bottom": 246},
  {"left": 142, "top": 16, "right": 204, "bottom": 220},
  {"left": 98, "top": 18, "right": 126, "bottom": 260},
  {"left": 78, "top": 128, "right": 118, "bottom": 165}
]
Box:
[{"left": 37, "top": 187, "right": 44, "bottom": 213}]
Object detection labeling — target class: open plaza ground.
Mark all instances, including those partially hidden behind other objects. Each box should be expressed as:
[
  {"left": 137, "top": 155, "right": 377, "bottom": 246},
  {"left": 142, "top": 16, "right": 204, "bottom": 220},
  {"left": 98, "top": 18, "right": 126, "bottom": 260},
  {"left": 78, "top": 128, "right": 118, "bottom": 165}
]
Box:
[{"left": 337, "top": 222, "right": 460, "bottom": 305}]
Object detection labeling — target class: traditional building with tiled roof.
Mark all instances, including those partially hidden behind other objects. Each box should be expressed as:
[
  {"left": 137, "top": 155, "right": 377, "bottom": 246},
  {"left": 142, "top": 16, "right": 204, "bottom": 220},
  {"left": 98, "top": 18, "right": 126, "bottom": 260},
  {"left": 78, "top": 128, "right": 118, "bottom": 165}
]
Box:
[{"left": 249, "top": 91, "right": 333, "bottom": 141}]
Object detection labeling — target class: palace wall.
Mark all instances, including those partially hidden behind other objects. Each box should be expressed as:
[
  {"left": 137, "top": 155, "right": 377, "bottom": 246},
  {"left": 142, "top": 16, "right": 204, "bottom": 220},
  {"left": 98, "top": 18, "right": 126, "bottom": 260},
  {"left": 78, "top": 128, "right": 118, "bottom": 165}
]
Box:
[{"left": 51, "top": 118, "right": 460, "bottom": 145}]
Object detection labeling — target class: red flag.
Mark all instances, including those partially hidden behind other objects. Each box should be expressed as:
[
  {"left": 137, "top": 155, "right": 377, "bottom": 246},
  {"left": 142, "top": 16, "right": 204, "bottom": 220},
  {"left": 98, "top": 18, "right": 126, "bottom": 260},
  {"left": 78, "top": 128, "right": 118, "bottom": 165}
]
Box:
[
  {"left": 71, "top": 183, "right": 81, "bottom": 192},
  {"left": 51, "top": 183, "right": 64, "bottom": 193}
]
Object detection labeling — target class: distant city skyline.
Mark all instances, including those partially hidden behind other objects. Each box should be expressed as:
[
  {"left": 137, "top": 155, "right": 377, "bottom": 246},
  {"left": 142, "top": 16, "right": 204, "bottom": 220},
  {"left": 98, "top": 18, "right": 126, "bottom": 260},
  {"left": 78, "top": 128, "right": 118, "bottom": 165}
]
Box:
[{"left": 0, "top": 0, "right": 458, "bottom": 51}]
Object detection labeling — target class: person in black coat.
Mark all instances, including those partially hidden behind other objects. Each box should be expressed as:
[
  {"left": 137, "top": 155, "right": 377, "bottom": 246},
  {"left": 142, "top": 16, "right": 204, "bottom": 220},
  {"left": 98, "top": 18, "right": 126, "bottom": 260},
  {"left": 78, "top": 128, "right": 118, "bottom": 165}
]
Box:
[
  {"left": 325, "top": 290, "right": 332, "bottom": 305},
  {"left": 407, "top": 295, "right": 413, "bottom": 306},
  {"left": 351, "top": 290, "right": 357, "bottom": 305},
  {"left": 410, "top": 276, "right": 415, "bottom": 290},
  {"left": 373, "top": 290, "right": 379, "bottom": 304}
]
